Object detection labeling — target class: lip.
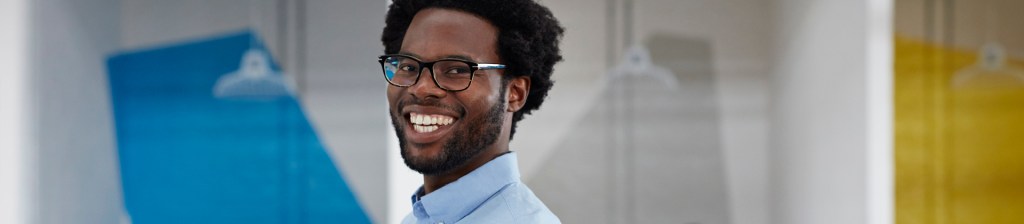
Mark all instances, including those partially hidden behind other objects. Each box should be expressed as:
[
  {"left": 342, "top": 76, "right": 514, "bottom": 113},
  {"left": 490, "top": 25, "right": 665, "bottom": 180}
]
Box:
[{"left": 401, "top": 105, "right": 460, "bottom": 145}]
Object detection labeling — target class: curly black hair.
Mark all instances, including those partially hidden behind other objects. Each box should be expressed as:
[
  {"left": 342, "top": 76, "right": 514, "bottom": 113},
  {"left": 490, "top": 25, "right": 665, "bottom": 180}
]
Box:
[{"left": 381, "top": 0, "right": 564, "bottom": 140}]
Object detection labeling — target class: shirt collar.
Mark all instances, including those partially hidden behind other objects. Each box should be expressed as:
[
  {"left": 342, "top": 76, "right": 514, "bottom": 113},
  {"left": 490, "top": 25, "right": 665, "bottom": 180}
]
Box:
[{"left": 410, "top": 152, "right": 521, "bottom": 223}]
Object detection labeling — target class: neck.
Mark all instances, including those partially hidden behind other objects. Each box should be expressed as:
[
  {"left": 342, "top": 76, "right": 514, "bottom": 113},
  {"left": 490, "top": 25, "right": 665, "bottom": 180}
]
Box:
[{"left": 421, "top": 143, "right": 509, "bottom": 195}]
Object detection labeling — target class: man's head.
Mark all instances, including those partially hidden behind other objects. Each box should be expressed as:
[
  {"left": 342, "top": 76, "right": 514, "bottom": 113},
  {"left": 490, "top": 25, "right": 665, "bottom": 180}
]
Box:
[{"left": 380, "top": 0, "right": 563, "bottom": 175}]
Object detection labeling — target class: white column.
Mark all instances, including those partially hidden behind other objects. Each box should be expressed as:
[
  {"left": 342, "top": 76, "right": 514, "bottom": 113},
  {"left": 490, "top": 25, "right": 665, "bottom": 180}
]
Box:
[
  {"left": 866, "top": 0, "right": 894, "bottom": 223},
  {"left": 0, "top": 0, "right": 33, "bottom": 223},
  {"left": 769, "top": 0, "right": 892, "bottom": 224}
]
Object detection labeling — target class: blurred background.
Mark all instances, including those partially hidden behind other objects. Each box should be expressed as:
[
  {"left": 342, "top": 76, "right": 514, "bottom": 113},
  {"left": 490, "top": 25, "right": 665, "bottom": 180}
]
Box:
[{"left": 0, "top": 0, "right": 1020, "bottom": 224}]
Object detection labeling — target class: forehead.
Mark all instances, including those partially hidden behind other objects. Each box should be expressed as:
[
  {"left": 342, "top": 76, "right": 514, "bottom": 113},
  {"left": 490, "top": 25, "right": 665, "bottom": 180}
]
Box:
[{"left": 400, "top": 8, "right": 499, "bottom": 62}]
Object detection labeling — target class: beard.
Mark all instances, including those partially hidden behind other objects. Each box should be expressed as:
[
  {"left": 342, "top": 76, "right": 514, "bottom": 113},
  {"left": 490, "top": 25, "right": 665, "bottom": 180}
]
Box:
[{"left": 390, "top": 88, "right": 506, "bottom": 176}]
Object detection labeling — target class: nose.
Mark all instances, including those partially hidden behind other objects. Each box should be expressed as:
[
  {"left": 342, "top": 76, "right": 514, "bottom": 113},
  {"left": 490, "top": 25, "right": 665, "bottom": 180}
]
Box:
[{"left": 406, "top": 67, "right": 447, "bottom": 99}]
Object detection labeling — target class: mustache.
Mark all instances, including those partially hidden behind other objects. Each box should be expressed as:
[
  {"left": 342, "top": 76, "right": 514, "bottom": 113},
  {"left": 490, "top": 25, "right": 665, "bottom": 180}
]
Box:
[{"left": 396, "top": 96, "right": 465, "bottom": 118}]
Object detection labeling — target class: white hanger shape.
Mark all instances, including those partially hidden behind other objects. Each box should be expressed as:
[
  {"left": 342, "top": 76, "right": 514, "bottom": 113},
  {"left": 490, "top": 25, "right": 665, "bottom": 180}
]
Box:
[
  {"left": 952, "top": 42, "right": 1024, "bottom": 87},
  {"left": 951, "top": 2, "right": 1024, "bottom": 88},
  {"left": 213, "top": 48, "right": 293, "bottom": 99},
  {"left": 607, "top": 44, "right": 680, "bottom": 90}
]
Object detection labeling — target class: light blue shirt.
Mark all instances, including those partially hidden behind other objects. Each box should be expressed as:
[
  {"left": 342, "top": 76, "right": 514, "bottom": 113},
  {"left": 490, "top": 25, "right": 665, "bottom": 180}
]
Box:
[{"left": 402, "top": 152, "right": 560, "bottom": 224}]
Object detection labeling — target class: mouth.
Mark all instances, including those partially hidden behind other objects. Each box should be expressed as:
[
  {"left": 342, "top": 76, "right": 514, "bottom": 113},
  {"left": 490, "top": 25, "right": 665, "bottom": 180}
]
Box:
[{"left": 403, "top": 111, "right": 458, "bottom": 144}]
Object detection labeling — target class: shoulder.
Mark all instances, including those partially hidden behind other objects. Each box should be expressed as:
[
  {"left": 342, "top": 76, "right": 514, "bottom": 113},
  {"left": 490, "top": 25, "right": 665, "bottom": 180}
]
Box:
[{"left": 459, "top": 182, "right": 560, "bottom": 224}]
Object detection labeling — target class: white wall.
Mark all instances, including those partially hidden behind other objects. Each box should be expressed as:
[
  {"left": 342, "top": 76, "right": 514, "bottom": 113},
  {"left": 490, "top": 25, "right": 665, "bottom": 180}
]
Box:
[
  {"left": 634, "top": 1, "right": 773, "bottom": 223},
  {"left": 30, "top": 0, "right": 124, "bottom": 223},
  {"left": 0, "top": 0, "right": 31, "bottom": 223},
  {"left": 521, "top": 0, "right": 774, "bottom": 223},
  {"left": 769, "top": 0, "right": 892, "bottom": 224}
]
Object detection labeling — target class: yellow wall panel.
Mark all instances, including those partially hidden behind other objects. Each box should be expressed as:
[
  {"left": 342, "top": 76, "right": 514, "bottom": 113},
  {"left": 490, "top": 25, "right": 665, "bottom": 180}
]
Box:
[{"left": 895, "top": 35, "right": 1024, "bottom": 224}]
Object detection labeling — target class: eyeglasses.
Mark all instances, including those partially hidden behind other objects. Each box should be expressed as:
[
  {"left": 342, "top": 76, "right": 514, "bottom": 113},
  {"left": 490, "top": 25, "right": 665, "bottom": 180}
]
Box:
[{"left": 378, "top": 54, "right": 506, "bottom": 92}]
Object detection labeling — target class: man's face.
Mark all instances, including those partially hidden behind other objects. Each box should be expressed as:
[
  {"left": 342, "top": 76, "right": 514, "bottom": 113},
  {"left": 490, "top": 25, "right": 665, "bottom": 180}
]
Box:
[{"left": 387, "top": 8, "right": 507, "bottom": 175}]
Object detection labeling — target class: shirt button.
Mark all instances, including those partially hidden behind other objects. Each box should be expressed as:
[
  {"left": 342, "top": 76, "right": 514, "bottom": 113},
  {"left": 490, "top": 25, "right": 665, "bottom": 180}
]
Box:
[{"left": 437, "top": 222, "right": 444, "bottom": 224}]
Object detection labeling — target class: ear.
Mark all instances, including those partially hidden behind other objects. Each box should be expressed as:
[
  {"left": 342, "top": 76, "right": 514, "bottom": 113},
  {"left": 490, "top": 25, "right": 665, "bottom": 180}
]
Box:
[{"left": 506, "top": 76, "right": 530, "bottom": 112}]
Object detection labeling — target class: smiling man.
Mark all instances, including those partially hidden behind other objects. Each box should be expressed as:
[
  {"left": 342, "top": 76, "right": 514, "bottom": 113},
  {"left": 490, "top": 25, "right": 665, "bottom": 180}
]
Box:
[{"left": 378, "top": 0, "right": 564, "bottom": 223}]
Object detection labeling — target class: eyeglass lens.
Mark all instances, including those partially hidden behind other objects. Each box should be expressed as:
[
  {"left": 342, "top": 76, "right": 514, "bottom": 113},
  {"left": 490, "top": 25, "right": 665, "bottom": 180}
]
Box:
[{"left": 382, "top": 55, "right": 474, "bottom": 90}]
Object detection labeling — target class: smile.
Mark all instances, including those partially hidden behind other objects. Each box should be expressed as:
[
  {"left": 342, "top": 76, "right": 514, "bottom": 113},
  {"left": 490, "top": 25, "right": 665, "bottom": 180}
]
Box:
[{"left": 409, "top": 112, "right": 455, "bottom": 133}]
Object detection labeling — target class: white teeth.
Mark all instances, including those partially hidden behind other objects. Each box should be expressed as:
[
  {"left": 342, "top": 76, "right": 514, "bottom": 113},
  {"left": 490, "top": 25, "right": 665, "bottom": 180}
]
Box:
[
  {"left": 409, "top": 112, "right": 454, "bottom": 126},
  {"left": 412, "top": 124, "right": 439, "bottom": 133},
  {"left": 408, "top": 112, "right": 454, "bottom": 134}
]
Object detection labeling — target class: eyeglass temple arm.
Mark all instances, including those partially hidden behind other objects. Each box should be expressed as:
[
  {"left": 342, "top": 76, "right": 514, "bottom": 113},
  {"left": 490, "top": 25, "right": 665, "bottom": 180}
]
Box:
[{"left": 476, "top": 64, "right": 506, "bottom": 70}]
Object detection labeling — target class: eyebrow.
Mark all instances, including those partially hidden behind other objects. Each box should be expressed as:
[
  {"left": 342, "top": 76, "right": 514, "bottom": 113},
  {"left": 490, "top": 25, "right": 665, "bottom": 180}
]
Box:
[{"left": 398, "top": 51, "right": 476, "bottom": 62}]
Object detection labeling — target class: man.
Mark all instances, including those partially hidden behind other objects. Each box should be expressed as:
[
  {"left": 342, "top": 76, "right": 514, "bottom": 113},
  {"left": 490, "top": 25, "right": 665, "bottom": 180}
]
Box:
[{"left": 378, "top": 0, "right": 564, "bottom": 223}]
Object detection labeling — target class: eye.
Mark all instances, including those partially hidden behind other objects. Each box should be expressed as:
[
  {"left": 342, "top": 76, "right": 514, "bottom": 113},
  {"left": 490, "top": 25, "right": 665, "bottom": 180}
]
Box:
[
  {"left": 445, "top": 67, "right": 471, "bottom": 74},
  {"left": 399, "top": 63, "right": 418, "bottom": 71}
]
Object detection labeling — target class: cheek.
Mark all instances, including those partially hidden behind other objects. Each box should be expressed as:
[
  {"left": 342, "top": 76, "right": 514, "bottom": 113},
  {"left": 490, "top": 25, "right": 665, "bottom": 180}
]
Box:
[
  {"left": 473, "top": 76, "right": 504, "bottom": 99},
  {"left": 457, "top": 80, "right": 504, "bottom": 115}
]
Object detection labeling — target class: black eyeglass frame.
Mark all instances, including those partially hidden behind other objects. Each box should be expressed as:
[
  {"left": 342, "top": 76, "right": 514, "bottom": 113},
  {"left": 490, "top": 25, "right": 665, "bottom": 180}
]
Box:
[{"left": 378, "top": 54, "right": 506, "bottom": 92}]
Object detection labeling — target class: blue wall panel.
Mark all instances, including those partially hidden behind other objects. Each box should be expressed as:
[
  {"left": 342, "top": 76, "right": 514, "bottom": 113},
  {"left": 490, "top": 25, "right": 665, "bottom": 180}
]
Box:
[{"left": 107, "top": 31, "right": 370, "bottom": 224}]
